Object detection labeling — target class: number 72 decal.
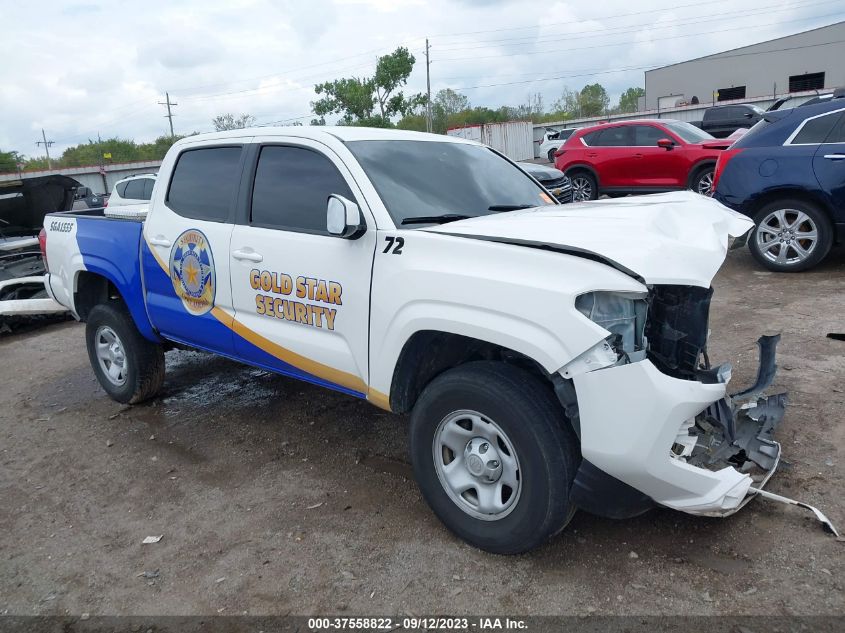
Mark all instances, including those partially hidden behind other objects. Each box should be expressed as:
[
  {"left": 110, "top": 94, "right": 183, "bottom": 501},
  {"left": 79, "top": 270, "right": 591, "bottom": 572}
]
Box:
[{"left": 383, "top": 236, "right": 405, "bottom": 254}]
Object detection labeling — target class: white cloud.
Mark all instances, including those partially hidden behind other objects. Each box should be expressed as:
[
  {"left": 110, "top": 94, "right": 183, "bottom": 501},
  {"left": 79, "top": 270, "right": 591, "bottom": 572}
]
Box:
[{"left": 0, "top": 0, "right": 841, "bottom": 156}]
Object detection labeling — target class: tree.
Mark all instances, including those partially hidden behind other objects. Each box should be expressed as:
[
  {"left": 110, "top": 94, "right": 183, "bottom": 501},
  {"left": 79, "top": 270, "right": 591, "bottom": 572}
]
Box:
[
  {"left": 4, "top": 134, "right": 190, "bottom": 172},
  {"left": 0, "top": 149, "right": 22, "bottom": 173},
  {"left": 312, "top": 47, "right": 425, "bottom": 127},
  {"left": 212, "top": 113, "right": 256, "bottom": 131},
  {"left": 579, "top": 84, "right": 610, "bottom": 117},
  {"left": 617, "top": 87, "right": 645, "bottom": 113},
  {"left": 431, "top": 88, "right": 470, "bottom": 133},
  {"left": 552, "top": 87, "right": 581, "bottom": 118},
  {"left": 434, "top": 88, "right": 469, "bottom": 118}
]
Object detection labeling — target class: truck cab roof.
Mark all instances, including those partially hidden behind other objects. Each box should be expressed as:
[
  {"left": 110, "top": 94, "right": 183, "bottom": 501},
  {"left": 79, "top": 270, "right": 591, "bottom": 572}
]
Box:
[{"left": 173, "top": 126, "right": 480, "bottom": 147}]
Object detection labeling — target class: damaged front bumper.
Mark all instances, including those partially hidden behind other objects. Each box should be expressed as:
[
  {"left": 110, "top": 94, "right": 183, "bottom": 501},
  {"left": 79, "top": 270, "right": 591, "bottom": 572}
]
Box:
[{"left": 571, "top": 335, "right": 788, "bottom": 517}]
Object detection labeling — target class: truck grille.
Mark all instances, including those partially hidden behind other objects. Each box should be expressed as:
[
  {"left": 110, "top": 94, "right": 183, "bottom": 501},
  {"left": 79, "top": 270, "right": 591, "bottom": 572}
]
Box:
[
  {"left": 545, "top": 176, "right": 573, "bottom": 204},
  {"left": 645, "top": 285, "right": 713, "bottom": 379}
]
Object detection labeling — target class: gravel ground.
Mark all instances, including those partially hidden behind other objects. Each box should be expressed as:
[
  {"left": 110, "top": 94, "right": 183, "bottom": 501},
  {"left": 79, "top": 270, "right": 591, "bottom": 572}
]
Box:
[{"left": 1, "top": 246, "right": 843, "bottom": 617}]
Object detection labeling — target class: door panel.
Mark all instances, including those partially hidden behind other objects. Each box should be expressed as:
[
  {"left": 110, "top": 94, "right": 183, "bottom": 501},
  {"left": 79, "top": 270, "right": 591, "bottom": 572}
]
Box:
[
  {"left": 628, "top": 126, "right": 687, "bottom": 187},
  {"left": 142, "top": 145, "right": 245, "bottom": 355},
  {"left": 590, "top": 126, "right": 634, "bottom": 187},
  {"left": 228, "top": 140, "right": 376, "bottom": 397},
  {"left": 812, "top": 112, "right": 845, "bottom": 217}
]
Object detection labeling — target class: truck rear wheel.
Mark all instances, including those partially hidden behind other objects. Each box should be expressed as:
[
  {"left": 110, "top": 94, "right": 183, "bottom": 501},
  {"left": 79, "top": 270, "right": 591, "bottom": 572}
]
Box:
[
  {"left": 409, "top": 362, "right": 580, "bottom": 554},
  {"left": 85, "top": 302, "right": 165, "bottom": 404}
]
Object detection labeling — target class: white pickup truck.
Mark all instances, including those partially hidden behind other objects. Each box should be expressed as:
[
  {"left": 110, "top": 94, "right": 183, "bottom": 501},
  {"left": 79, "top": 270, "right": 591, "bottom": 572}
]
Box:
[{"left": 41, "top": 127, "right": 801, "bottom": 553}]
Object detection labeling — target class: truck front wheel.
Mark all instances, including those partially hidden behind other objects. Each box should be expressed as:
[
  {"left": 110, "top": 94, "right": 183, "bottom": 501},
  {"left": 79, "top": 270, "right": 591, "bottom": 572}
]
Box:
[
  {"left": 85, "top": 302, "right": 165, "bottom": 404},
  {"left": 409, "top": 362, "right": 580, "bottom": 554}
]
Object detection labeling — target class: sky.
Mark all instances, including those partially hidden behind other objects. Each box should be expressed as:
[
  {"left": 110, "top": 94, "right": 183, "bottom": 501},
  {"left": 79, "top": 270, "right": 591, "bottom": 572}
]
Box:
[{"left": 1, "top": 0, "right": 844, "bottom": 157}]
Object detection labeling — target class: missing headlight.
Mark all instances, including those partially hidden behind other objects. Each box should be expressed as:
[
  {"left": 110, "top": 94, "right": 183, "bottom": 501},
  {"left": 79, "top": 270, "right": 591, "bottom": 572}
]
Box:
[{"left": 575, "top": 291, "right": 648, "bottom": 357}]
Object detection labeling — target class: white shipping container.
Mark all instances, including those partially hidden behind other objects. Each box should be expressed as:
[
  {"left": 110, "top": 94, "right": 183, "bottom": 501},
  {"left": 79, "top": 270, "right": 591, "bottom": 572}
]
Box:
[{"left": 447, "top": 121, "right": 534, "bottom": 161}]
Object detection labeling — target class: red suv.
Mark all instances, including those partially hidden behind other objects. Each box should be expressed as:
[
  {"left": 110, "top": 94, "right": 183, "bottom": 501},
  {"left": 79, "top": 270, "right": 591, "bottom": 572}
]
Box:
[{"left": 555, "top": 119, "right": 732, "bottom": 201}]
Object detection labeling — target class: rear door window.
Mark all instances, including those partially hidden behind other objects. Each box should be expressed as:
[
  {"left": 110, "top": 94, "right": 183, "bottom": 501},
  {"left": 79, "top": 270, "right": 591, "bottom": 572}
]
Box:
[
  {"left": 826, "top": 112, "right": 845, "bottom": 143},
  {"left": 790, "top": 111, "right": 843, "bottom": 145},
  {"left": 167, "top": 146, "right": 243, "bottom": 222},
  {"left": 591, "top": 126, "right": 632, "bottom": 146},
  {"left": 123, "top": 179, "right": 145, "bottom": 200},
  {"left": 580, "top": 130, "right": 603, "bottom": 146},
  {"left": 142, "top": 178, "right": 155, "bottom": 200}
]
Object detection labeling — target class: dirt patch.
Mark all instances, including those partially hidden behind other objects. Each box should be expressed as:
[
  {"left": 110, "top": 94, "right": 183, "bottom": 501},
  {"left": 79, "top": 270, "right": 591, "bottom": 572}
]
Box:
[{"left": 0, "top": 248, "right": 843, "bottom": 616}]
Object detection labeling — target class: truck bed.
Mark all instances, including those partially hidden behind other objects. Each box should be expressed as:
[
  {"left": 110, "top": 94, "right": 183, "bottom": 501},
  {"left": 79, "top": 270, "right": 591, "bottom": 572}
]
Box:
[{"left": 44, "top": 209, "right": 157, "bottom": 340}]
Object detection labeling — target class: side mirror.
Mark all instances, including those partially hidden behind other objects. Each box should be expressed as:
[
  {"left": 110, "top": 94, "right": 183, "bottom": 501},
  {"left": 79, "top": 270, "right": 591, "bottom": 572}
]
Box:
[
  {"left": 327, "top": 194, "right": 365, "bottom": 239},
  {"left": 657, "top": 138, "right": 674, "bottom": 150}
]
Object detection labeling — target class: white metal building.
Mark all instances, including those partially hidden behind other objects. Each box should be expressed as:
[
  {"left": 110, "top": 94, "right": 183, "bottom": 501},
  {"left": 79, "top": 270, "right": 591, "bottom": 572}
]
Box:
[
  {"left": 644, "top": 21, "right": 845, "bottom": 110},
  {"left": 447, "top": 121, "right": 534, "bottom": 161}
]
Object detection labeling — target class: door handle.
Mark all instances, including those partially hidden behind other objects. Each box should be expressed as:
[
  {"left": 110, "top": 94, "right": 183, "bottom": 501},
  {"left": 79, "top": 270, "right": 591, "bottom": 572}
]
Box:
[
  {"left": 148, "top": 235, "right": 171, "bottom": 247},
  {"left": 823, "top": 154, "right": 845, "bottom": 160},
  {"left": 633, "top": 153, "right": 644, "bottom": 158},
  {"left": 232, "top": 248, "right": 263, "bottom": 263}
]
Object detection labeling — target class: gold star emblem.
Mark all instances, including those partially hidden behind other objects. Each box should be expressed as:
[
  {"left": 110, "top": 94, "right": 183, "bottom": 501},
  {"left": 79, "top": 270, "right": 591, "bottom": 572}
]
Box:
[{"left": 184, "top": 259, "right": 199, "bottom": 286}]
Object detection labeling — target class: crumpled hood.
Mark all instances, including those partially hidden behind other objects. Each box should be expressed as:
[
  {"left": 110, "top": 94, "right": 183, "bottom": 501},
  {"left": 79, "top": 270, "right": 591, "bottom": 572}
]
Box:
[{"left": 423, "top": 191, "right": 753, "bottom": 287}]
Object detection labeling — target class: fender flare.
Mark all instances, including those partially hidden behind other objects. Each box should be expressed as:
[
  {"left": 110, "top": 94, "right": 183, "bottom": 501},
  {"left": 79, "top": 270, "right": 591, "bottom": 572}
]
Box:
[
  {"left": 563, "top": 163, "right": 600, "bottom": 187},
  {"left": 687, "top": 160, "right": 716, "bottom": 188}
]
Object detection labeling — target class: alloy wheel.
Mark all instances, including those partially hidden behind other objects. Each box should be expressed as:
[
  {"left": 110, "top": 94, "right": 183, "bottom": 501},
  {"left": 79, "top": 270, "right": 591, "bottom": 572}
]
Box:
[
  {"left": 755, "top": 208, "right": 819, "bottom": 266},
  {"left": 696, "top": 170, "right": 714, "bottom": 196},
  {"left": 570, "top": 176, "right": 593, "bottom": 201}
]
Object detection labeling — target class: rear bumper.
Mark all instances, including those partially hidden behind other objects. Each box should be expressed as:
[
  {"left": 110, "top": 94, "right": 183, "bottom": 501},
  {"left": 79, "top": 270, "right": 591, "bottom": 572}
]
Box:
[
  {"left": 572, "top": 350, "right": 785, "bottom": 516},
  {"left": 0, "top": 275, "right": 68, "bottom": 317}
]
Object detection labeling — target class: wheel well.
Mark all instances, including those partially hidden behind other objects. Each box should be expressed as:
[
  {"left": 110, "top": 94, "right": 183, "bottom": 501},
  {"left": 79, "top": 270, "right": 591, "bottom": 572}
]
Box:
[
  {"left": 689, "top": 160, "right": 715, "bottom": 178},
  {"left": 564, "top": 164, "right": 599, "bottom": 185},
  {"left": 74, "top": 272, "right": 124, "bottom": 321},
  {"left": 687, "top": 161, "right": 716, "bottom": 189},
  {"left": 389, "top": 331, "right": 549, "bottom": 414},
  {"left": 748, "top": 188, "right": 833, "bottom": 222}
]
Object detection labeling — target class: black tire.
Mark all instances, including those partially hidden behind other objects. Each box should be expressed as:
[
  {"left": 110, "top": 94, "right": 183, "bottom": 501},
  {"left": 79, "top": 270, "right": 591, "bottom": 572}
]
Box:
[
  {"left": 85, "top": 302, "right": 165, "bottom": 404},
  {"left": 409, "top": 362, "right": 581, "bottom": 554},
  {"left": 567, "top": 170, "right": 598, "bottom": 201},
  {"left": 748, "top": 198, "right": 833, "bottom": 272},
  {"left": 547, "top": 148, "right": 556, "bottom": 163},
  {"left": 689, "top": 163, "right": 715, "bottom": 196}
]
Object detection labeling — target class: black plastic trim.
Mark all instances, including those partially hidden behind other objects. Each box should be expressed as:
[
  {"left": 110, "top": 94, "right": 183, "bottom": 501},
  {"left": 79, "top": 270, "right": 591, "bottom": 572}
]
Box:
[{"left": 570, "top": 459, "right": 655, "bottom": 519}]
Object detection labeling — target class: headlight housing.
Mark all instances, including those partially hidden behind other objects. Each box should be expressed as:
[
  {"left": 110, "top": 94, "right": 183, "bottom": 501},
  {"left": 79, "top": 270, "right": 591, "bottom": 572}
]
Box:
[{"left": 575, "top": 291, "right": 648, "bottom": 357}]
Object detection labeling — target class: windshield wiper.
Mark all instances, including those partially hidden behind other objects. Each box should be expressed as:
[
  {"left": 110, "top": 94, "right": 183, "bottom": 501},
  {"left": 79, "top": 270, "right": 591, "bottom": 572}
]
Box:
[
  {"left": 487, "top": 204, "right": 535, "bottom": 211},
  {"left": 401, "top": 214, "right": 472, "bottom": 225}
]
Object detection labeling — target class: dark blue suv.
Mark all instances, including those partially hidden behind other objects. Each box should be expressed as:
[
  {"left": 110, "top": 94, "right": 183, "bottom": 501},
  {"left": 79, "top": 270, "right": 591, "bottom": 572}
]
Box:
[{"left": 713, "top": 95, "right": 845, "bottom": 272}]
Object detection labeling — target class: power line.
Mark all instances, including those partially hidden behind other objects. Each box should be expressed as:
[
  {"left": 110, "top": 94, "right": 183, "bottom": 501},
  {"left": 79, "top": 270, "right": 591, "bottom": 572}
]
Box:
[
  {"left": 435, "top": 12, "right": 845, "bottom": 61},
  {"left": 433, "top": 0, "right": 839, "bottom": 51},
  {"left": 449, "top": 39, "right": 845, "bottom": 92},
  {"left": 428, "top": 0, "right": 752, "bottom": 39},
  {"left": 180, "top": 60, "right": 378, "bottom": 103},
  {"left": 176, "top": 38, "right": 426, "bottom": 97}
]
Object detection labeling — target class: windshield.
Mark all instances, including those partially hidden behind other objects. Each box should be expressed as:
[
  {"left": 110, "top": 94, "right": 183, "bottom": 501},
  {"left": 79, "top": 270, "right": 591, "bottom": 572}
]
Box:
[
  {"left": 663, "top": 121, "right": 714, "bottom": 143},
  {"left": 345, "top": 140, "right": 554, "bottom": 226}
]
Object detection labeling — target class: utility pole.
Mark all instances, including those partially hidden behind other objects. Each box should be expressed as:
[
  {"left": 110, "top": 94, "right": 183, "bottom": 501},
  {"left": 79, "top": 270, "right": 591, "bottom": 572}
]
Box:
[
  {"left": 35, "top": 129, "right": 54, "bottom": 169},
  {"left": 425, "top": 39, "right": 432, "bottom": 133},
  {"left": 158, "top": 92, "right": 178, "bottom": 136},
  {"left": 97, "top": 132, "right": 108, "bottom": 193}
]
